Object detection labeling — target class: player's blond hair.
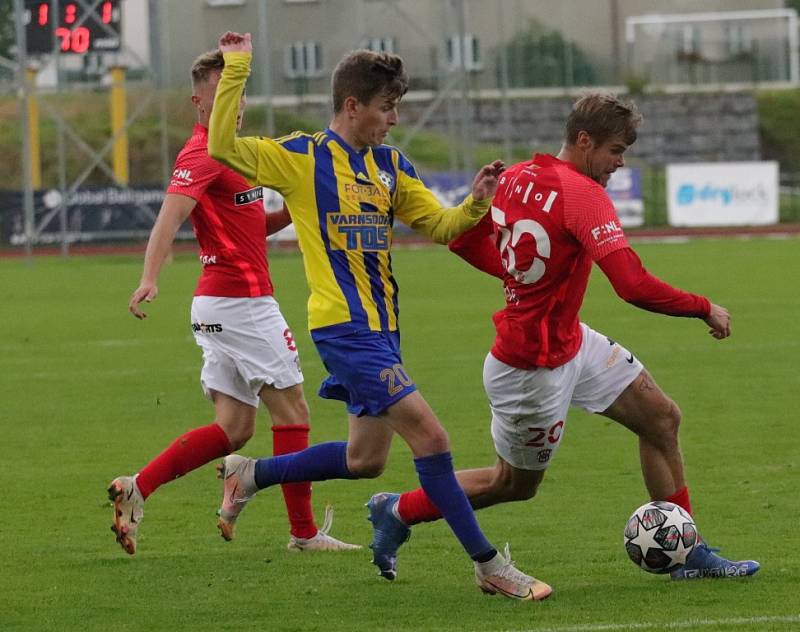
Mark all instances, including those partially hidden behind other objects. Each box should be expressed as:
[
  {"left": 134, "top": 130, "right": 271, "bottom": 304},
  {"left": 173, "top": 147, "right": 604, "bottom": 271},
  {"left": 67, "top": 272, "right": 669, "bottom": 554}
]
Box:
[
  {"left": 565, "top": 92, "right": 642, "bottom": 146},
  {"left": 190, "top": 49, "right": 225, "bottom": 89},
  {"left": 331, "top": 49, "right": 408, "bottom": 113}
]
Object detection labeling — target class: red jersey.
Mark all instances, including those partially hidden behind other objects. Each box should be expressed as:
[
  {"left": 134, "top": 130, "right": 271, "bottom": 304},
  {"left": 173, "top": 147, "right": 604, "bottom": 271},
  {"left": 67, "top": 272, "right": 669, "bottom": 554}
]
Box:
[
  {"left": 451, "top": 154, "right": 709, "bottom": 370},
  {"left": 167, "top": 124, "right": 273, "bottom": 298}
]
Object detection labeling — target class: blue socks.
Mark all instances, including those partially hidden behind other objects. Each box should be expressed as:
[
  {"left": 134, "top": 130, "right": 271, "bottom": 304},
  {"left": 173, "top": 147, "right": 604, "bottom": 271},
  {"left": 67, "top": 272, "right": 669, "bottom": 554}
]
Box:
[
  {"left": 414, "top": 452, "right": 496, "bottom": 561},
  {"left": 254, "top": 441, "right": 356, "bottom": 489},
  {"left": 253, "top": 444, "right": 496, "bottom": 562}
]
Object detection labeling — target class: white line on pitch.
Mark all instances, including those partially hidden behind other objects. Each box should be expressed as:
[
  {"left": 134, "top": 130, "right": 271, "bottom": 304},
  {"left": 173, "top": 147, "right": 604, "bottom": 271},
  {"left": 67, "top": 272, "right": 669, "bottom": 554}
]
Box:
[{"left": 507, "top": 614, "right": 800, "bottom": 632}]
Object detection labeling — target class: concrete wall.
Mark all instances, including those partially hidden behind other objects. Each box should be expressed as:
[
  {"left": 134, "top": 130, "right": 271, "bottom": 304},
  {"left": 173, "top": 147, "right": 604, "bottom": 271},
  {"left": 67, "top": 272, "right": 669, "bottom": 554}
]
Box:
[{"left": 283, "top": 90, "right": 761, "bottom": 167}]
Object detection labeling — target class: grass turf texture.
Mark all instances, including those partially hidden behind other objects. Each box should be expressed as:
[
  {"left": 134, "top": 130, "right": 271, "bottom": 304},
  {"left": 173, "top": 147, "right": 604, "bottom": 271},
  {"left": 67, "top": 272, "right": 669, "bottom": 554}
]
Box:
[{"left": 1, "top": 237, "right": 798, "bottom": 631}]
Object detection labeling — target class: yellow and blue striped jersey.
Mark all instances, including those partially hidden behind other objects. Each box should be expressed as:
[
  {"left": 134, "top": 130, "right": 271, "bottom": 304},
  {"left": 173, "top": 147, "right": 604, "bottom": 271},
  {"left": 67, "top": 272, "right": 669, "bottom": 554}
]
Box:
[{"left": 210, "top": 52, "right": 490, "bottom": 340}]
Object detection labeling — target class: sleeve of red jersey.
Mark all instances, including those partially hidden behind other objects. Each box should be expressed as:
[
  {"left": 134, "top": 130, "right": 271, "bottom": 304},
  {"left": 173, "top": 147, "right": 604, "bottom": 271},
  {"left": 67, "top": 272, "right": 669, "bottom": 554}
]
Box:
[
  {"left": 562, "top": 179, "right": 630, "bottom": 260},
  {"left": 166, "top": 144, "right": 224, "bottom": 201},
  {"left": 598, "top": 247, "right": 711, "bottom": 318},
  {"left": 448, "top": 212, "right": 506, "bottom": 279}
]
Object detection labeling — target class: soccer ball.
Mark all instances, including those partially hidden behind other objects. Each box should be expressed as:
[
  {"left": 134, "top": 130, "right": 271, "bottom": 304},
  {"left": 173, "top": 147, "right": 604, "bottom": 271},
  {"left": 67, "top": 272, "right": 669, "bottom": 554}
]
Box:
[{"left": 624, "top": 501, "right": 698, "bottom": 574}]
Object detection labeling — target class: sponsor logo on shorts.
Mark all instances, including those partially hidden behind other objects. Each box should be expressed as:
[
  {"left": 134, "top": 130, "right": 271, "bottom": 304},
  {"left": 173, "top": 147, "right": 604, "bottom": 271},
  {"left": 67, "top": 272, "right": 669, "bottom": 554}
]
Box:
[
  {"left": 538, "top": 449, "right": 552, "bottom": 463},
  {"left": 234, "top": 186, "right": 264, "bottom": 206},
  {"left": 626, "top": 353, "right": 635, "bottom": 364},
  {"left": 283, "top": 328, "right": 297, "bottom": 352},
  {"left": 504, "top": 285, "right": 519, "bottom": 305},
  {"left": 606, "top": 345, "right": 620, "bottom": 368},
  {"left": 192, "top": 322, "right": 223, "bottom": 333}
]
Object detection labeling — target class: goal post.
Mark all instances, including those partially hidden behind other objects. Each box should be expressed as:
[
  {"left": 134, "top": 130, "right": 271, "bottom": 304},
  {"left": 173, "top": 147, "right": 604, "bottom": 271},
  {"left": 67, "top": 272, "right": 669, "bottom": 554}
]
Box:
[{"left": 625, "top": 9, "right": 799, "bottom": 89}]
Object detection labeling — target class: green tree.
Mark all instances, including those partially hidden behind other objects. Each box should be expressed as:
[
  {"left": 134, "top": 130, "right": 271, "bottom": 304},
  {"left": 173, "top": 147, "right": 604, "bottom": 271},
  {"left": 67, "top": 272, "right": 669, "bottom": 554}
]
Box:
[
  {"left": 498, "top": 19, "right": 597, "bottom": 88},
  {"left": 0, "top": 0, "right": 14, "bottom": 62}
]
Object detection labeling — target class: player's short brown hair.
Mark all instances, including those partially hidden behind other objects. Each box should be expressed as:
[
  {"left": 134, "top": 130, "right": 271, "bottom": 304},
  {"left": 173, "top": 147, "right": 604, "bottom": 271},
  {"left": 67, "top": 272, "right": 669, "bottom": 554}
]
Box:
[
  {"left": 331, "top": 49, "right": 408, "bottom": 113},
  {"left": 565, "top": 92, "right": 642, "bottom": 147},
  {"left": 191, "top": 49, "right": 224, "bottom": 89}
]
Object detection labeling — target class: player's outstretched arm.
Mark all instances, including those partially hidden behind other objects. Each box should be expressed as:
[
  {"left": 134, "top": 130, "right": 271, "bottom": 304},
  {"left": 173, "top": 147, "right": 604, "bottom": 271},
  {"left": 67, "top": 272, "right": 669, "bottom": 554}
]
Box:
[
  {"left": 448, "top": 213, "right": 505, "bottom": 279},
  {"left": 207, "top": 32, "right": 260, "bottom": 182},
  {"left": 397, "top": 160, "right": 504, "bottom": 244},
  {"left": 129, "top": 194, "right": 195, "bottom": 320},
  {"left": 597, "top": 247, "right": 730, "bottom": 339}
]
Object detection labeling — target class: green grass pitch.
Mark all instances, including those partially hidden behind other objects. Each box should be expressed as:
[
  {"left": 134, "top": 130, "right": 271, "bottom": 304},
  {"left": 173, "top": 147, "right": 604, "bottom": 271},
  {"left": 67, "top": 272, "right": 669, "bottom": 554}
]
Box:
[{"left": 2, "top": 237, "right": 798, "bottom": 631}]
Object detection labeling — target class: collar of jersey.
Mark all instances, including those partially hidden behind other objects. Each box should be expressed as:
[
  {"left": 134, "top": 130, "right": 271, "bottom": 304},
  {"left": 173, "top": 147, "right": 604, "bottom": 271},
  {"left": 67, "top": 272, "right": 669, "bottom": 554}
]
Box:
[
  {"left": 323, "top": 127, "right": 371, "bottom": 157},
  {"left": 533, "top": 153, "right": 580, "bottom": 174}
]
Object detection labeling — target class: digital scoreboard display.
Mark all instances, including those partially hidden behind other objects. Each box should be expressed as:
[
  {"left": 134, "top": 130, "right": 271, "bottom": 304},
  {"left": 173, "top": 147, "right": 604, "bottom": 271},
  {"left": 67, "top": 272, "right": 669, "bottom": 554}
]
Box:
[{"left": 25, "top": 1, "right": 122, "bottom": 54}]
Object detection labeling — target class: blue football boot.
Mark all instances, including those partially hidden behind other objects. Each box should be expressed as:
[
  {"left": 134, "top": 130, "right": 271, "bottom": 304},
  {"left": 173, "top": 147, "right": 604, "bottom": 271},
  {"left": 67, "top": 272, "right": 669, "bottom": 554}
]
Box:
[
  {"left": 366, "top": 492, "right": 411, "bottom": 581},
  {"left": 671, "top": 541, "right": 760, "bottom": 580}
]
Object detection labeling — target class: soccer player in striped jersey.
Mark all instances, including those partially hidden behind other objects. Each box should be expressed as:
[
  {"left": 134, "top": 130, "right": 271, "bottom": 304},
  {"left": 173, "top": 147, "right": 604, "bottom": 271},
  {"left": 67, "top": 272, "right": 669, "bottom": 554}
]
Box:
[
  {"left": 382, "top": 93, "right": 760, "bottom": 582},
  {"left": 107, "top": 49, "right": 359, "bottom": 556},
  {"left": 207, "top": 31, "right": 551, "bottom": 601}
]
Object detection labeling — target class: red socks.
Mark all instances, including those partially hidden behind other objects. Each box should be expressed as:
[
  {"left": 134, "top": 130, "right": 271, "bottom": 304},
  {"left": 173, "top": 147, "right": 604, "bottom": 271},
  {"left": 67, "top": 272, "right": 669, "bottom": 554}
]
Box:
[
  {"left": 397, "top": 488, "right": 441, "bottom": 525},
  {"left": 663, "top": 486, "right": 693, "bottom": 516},
  {"left": 397, "top": 486, "right": 694, "bottom": 525},
  {"left": 272, "top": 424, "right": 317, "bottom": 539},
  {"left": 134, "top": 421, "right": 318, "bottom": 539},
  {"left": 136, "top": 423, "right": 232, "bottom": 500}
]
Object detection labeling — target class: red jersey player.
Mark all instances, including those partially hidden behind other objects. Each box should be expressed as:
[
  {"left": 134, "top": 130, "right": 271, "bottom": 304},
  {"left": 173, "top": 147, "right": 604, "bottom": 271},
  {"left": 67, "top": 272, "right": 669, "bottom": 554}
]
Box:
[
  {"left": 376, "top": 93, "right": 759, "bottom": 584},
  {"left": 107, "top": 48, "right": 359, "bottom": 556}
]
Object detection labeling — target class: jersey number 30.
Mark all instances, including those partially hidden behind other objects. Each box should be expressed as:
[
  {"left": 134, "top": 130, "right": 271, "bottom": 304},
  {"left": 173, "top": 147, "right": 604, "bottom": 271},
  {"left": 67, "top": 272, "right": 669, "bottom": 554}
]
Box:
[{"left": 492, "top": 206, "right": 551, "bottom": 284}]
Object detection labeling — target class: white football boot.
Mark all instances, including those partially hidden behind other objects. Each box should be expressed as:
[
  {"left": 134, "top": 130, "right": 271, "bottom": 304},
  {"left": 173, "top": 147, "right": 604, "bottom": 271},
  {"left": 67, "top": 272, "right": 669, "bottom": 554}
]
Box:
[
  {"left": 287, "top": 504, "right": 362, "bottom": 552},
  {"left": 474, "top": 544, "right": 553, "bottom": 601},
  {"left": 108, "top": 475, "right": 145, "bottom": 555}
]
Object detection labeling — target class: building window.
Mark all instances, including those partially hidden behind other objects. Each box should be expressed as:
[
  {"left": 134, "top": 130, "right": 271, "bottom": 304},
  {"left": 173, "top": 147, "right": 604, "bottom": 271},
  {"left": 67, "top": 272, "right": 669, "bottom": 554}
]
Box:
[
  {"left": 359, "top": 37, "right": 396, "bottom": 54},
  {"left": 675, "top": 25, "right": 701, "bottom": 57},
  {"left": 445, "top": 34, "right": 482, "bottom": 71},
  {"left": 284, "top": 41, "right": 324, "bottom": 78},
  {"left": 727, "top": 23, "right": 752, "bottom": 56}
]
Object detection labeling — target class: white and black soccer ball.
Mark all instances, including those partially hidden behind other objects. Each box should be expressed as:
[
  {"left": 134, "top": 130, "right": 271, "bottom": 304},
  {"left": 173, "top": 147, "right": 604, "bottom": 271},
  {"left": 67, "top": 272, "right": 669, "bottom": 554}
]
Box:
[{"left": 624, "top": 501, "right": 698, "bottom": 574}]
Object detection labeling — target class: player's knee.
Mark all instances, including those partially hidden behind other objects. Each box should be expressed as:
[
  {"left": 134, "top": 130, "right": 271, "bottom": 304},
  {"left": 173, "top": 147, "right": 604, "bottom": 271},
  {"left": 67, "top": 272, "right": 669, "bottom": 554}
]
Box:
[
  {"left": 667, "top": 400, "right": 682, "bottom": 435},
  {"left": 497, "top": 478, "right": 538, "bottom": 503},
  {"left": 288, "top": 396, "right": 310, "bottom": 424},
  {"left": 348, "top": 460, "right": 385, "bottom": 478},
  {"left": 346, "top": 454, "right": 386, "bottom": 478},
  {"left": 657, "top": 399, "right": 682, "bottom": 440},
  {"left": 422, "top": 424, "right": 450, "bottom": 454},
  {"left": 263, "top": 386, "right": 310, "bottom": 425},
  {"left": 645, "top": 398, "right": 681, "bottom": 452},
  {"left": 486, "top": 467, "right": 539, "bottom": 503},
  {"left": 225, "top": 425, "right": 254, "bottom": 451}
]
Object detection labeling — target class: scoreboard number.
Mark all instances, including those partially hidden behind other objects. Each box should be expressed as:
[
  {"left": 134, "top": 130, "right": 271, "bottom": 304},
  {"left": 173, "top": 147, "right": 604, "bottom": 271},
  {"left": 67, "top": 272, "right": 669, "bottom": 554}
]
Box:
[{"left": 24, "top": 1, "right": 122, "bottom": 54}]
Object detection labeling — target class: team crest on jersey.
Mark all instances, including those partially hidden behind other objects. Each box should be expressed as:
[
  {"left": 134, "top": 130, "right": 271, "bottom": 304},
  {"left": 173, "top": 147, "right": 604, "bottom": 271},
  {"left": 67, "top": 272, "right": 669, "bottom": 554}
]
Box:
[
  {"left": 377, "top": 170, "right": 394, "bottom": 190},
  {"left": 234, "top": 186, "right": 264, "bottom": 206}
]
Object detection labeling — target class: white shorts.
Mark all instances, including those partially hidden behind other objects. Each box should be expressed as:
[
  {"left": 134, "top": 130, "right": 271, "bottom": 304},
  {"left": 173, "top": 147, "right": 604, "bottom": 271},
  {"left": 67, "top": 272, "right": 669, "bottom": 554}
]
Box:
[
  {"left": 190, "top": 295, "right": 303, "bottom": 407},
  {"left": 484, "top": 323, "right": 643, "bottom": 471}
]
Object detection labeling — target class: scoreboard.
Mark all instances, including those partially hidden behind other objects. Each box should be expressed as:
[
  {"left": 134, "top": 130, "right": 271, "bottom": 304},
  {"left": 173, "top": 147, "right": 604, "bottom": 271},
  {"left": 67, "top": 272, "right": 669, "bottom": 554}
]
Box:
[{"left": 25, "top": 1, "right": 122, "bottom": 54}]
